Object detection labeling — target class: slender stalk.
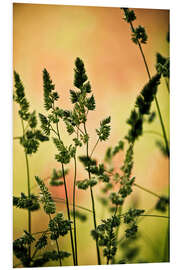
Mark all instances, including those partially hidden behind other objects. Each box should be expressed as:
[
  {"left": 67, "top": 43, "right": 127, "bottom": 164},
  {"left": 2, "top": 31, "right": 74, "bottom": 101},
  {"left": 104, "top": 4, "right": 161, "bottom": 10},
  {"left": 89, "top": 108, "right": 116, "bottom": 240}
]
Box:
[
  {"left": 49, "top": 214, "right": 62, "bottom": 266},
  {"left": 73, "top": 156, "right": 78, "bottom": 265},
  {"left": 61, "top": 163, "right": 76, "bottom": 265},
  {"left": 21, "top": 119, "right": 31, "bottom": 262},
  {"left": 55, "top": 120, "right": 76, "bottom": 266},
  {"left": 90, "top": 138, "right": 100, "bottom": 158},
  {"left": 134, "top": 183, "right": 161, "bottom": 198},
  {"left": 83, "top": 123, "right": 101, "bottom": 265},
  {"left": 140, "top": 214, "right": 169, "bottom": 219},
  {"left": 127, "top": 16, "right": 169, "bottom": 157},
  {"left": 54, "top": 197, "right": 93, "bottom": 213},
  {"left": 143, "top": 130, "right": 163, "bottom": 138}
]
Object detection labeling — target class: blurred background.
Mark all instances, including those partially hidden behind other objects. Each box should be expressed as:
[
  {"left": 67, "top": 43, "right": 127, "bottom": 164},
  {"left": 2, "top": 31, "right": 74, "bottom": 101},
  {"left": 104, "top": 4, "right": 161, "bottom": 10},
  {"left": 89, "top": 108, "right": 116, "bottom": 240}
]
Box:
[{"left": 13, "top": 3, "right": 169, "bottom": 266}]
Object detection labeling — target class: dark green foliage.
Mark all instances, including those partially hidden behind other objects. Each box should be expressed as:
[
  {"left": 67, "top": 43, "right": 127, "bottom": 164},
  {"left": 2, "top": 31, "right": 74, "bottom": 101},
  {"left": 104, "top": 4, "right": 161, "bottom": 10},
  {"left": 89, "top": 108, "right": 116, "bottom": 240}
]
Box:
[
  {"left": 43, "top": 250, "right": 71, "bottom": 261},
  {"left": 123, "top": 209, "right": 144, "bottom": 239},
  {"left": 125, "top": 224, "right": 138, "bottom": 238},
  {"left": 43, "top": 68, "right": 59, "bottom": 110},
  {"left": 49, "top": 168, "right": 65, "bottom": 186},
  {"left": 148, "top": 111, "right": 156, "bottom": 123},
  {"left": 31, "top": 249, "right": 71, "bottom": 266},
  {"left": 48, "top": 213, "right": 72, "bottom": 239},
  {"left": 20, "top": 128, "right": 49, "bottom": 155},
  {"left": 13, "top": 71, "right": 29, "bottom": 120},
  {"left": 96, "top": 116, "right": 111, "bottom": 141},
  {"left": 35, "top": 234, "right": 48, "bottom": 250},
  {"left": 14, "top": 72, "right": 49, "bottom": 155},
  {"left": 155, "top": 196, "right": 169, "bottom": 212},
  {"left": 74, "top": 57, "right": 88, "bottom": 89},
  {"left": 122, "top": 8, "right": 136, "bottom": 23},
  {"left": 28, "top": 111, "right": 37, "bottom": 128},
  {"left": 79, "top": 155, "right": 97, "bottom": 168},
  {"left": 123, "top": 209, "right": 145, "bottom": 224},
  {"left": 91, "top": 215, "right": 121, "bottom": 262},
  {"left": 53, "top": 138, "right": 71, "bottom": 164},
  {"left": 35, "top": 176, "right": 56, "bottom": 214},
  {"left": 126, "top": 74, "right": 161, "bottom": 143},
  {"left": 132, "top": 25, "right": 148, "bottom": 44},
  {"left": 85, "top": 95, "right": 96, "bottom": 110},
  {"left": 126, "top": 110, "right": 143, "bottom": 143},
  {"left": 112, "top": 140, "right": 124, "bottom": 156},
  {"left": 110, "top": 192, "right": 124, "bottom": 206},
  {"left": 13, "top": 231, "right": 35, "bottom": 267},
  {"left": 136, "top": 73, "right": 161, "bottom": 115},
  {"left": 39, "top": 113, "right": 50, "bottom": 136},
  {"left": 77, "top": 177, "right": 97, "bottom": 190},
  {"left": 156, "top": 53, "right": 169, "bottom": 78},
  {"left": 13, "top": 193, "right": 40, "bottom": 211},
  {"left": 69, "top": 89, "right": 80, "bottom": 104},
  {"left": 70, "top": 210, "right": 87, "bottom": 222}
]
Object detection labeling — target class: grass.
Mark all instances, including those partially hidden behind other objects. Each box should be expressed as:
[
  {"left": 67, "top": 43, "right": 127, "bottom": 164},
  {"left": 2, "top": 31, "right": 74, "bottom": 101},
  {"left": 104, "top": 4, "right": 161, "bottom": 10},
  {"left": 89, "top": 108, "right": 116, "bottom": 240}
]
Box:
[{"left": 13, "top": 7, "right": 169, "bottom": 267}]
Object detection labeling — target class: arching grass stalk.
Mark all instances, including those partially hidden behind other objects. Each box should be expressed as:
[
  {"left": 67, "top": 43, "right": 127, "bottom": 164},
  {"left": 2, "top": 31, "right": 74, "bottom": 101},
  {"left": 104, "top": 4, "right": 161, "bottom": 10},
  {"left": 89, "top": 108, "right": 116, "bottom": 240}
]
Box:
[
  {"left": 83, "top": 123, "right": 101, "bottom": 265},
  {"left": 21, "top": 119, "right": 31, "bottom": 260},
  {"left": 122, "top": 8, "right": 169, "bottom": 157},
  {"left": 134, "top": 183, "right": 161, "bottom": 198}
]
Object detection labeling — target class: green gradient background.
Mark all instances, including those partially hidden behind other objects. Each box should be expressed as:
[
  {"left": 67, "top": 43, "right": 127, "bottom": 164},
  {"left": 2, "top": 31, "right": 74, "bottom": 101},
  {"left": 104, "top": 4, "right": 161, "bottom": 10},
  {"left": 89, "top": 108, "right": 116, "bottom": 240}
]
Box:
[{"left": 13, "top": 4, "right": 169, "bottom": 266}]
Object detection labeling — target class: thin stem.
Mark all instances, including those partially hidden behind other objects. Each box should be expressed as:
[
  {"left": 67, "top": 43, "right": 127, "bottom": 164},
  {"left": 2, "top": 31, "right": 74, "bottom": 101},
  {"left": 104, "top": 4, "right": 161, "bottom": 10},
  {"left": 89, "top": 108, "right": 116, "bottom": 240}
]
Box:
[
  {"left": 143, "top": 130, "right": 163, "bottom": 138},
  {"left": 53, "top": 197, "right": 93, "bottom": 213},
  {"left": 83, "top": 123, "right": 101, "bottom": 265},
  {"left": 55, "top": 120, "right": 76, "bottom": 266},
  {"left": 73, "top": 156, "right": 78, "bottom": 265},
  {"left": 49, "top": 214, "right": 62, "bottom": 266},
  {"left": 90, "top": 138, "right": 100, "bottom": 158},
  {"left": 21, "top": 119, "right": 31, "bottom": 262},
  {"left": 127, "top": 17, "right": 169, "bottom": 157},
  {"left": 140, "top": 214, "right": 169, "bottom": 219},
  {"left": 61, "top": 163, "right": 76, "bottom": 265},
  {"left": 134, "top": 183, "right": 161, "bottom": 199}
]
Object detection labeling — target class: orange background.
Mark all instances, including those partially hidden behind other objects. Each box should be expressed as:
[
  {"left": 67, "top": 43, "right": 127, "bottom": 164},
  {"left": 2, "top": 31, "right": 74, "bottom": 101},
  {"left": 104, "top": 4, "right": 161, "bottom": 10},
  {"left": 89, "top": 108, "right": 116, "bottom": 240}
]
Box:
[{"left": 13, "top": 4, "right": 169, "bottom": 266}]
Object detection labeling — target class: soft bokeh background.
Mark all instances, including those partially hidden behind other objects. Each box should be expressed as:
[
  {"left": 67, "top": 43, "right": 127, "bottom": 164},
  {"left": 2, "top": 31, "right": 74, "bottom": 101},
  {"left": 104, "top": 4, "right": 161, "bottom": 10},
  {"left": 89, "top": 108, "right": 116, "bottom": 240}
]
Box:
[{"left": 13, "top": 3, "right": 169, "bottom": 266}]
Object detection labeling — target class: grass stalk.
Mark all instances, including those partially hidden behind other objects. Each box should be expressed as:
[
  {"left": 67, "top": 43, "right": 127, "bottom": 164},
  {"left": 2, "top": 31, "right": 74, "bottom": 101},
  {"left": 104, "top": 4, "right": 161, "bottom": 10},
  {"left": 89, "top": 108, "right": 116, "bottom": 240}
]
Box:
[
  {"left": 21, "top": 119, "right": 31, "bottom": 262},
  {"left": 55, "top": 120, "right": 76, "bottom": 265},
  {"left": 127, "top": 16, "right": 169, "bottom": 157},
  {"left": 83, "top": 123, "right": 101, "bottom": 265},
  {"left": 134, "top": 183, "right": 161, "bottom": 199},
  {"left": 73, "top": 156, "right": 78, "bottom": 265}
]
